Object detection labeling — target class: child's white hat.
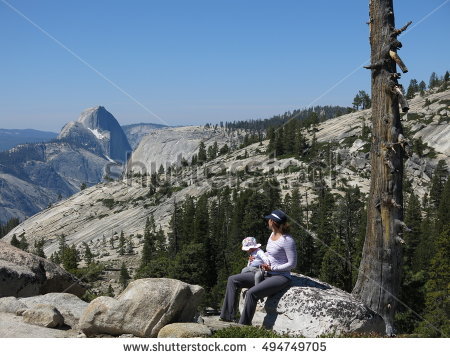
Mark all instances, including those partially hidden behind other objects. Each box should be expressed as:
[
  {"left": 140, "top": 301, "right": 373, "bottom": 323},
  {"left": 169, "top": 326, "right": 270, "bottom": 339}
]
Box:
[{"left": 241, "top": 237, "right": 261, "bottom": 251}]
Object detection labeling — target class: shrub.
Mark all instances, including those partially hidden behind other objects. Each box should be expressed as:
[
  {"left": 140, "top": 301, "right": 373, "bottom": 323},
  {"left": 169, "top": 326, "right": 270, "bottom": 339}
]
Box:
[{"left": 211, "top": 326, "right": 289, "bottom": 338}]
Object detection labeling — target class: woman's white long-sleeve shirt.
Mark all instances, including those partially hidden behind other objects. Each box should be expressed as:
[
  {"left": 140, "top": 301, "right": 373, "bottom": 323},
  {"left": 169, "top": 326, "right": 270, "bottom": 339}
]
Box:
[{"left": 265, "top": 234, "right": 297, "bottom": 277}]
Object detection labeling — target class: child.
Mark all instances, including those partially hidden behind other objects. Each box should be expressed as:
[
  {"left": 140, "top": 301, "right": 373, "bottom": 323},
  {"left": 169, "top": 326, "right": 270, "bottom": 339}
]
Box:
[{"left": 240, "top": 237, "right": 270, "bottom": 285}]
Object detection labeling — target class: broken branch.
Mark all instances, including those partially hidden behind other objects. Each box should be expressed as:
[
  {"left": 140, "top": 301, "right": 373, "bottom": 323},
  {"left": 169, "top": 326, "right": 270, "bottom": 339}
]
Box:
[
  {"left": 389, "top": 50, "right": 408, "bottom": 73},
  {"left": 393, "top": 21, "right": 412, "bottom": 37},
  {"left": 392, "top": 85, "right": 409, "bottom": 112},
  {"left": 395, "top": 235, "right": 406, "bottom": 245}
]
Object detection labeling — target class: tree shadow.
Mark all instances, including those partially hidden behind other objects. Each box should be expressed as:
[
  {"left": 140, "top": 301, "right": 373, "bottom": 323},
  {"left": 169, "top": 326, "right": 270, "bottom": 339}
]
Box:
[{"left": 262, "top": 275, "right": 331, "bottom": 329}]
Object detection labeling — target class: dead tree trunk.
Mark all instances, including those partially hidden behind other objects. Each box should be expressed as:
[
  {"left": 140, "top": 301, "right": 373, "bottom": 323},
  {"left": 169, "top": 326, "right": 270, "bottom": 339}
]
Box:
[{"left": 352, "top": 0, "right": 411, "bottom": 336}]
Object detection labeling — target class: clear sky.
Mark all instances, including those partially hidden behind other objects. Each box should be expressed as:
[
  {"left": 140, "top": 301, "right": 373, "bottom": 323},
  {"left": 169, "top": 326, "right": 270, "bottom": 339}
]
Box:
[{"left": 0, "top": 0, "right": 449, "bottom": 131}]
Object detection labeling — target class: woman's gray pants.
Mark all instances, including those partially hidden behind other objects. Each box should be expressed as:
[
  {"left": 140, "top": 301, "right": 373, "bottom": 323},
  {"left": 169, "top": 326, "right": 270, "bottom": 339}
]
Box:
[{"left": 220, "top": 272, "right": 291, "bottom": 325}]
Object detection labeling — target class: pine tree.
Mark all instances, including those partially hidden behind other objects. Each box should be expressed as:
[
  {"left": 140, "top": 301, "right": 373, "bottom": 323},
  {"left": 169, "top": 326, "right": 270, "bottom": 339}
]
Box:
[
  {"left": 33, "top": 238, "right": 46, "bottom": 258},
  {"left": 62, "top": 244, "right": 79, "bottom": 272},
  {"left": 333, "top": 187, "right": 365, "bottom": 291},
  {"left": 310, "top": 183, "right": 336, "bottom": 274},
  {"left": 198, "top": 141, "right": 207, "bottom": 164},
  {"left": 181, "top": 197, "right": 196, "bottom": 247},
  {"left": 395, "top": 192, "right": 426, "bottom": 333},
  {"left": 0, "top": 218, "right": 20, "bottom": 239},
  {"left": 320, "top": 236, "right": 347, "bottom": 290},
  {"left": 288, "top": 188, "right": 314, "bottom": 276},
  {"left": 352, "top": 93, "right": 362, "bottom": 110},
  {"left": 83, "top": 242, "right": 93, "bottom": 265},
  {"left": 406, "top": 79, "right": 419, "bottom": 99},
  {"left": 119, "top": 262, "right": 131, "bottom": 289},
  {"left": 415, "top": 229, "right": 450, "bottom": 337},
  {"left": 435, "top": 177, "right": 450, "bottom": 236},
  {"left": 154, "top": 226, "right": 166, "bottom": 254},
  {"left": 430, "top": 160, "right": 448, "bottom": 210},
  {"left": 10, "top": 234, "right": 20, "bottom": 249},
  {"left": 119, "top": 231, "right": 125, "bottom": 255},
  {"left": 274, "top": 127, "right": 284, "bottom": 157},
  {"left": 413, "top": 194, "right": 435, "bottom": 271},
  {"left": 170, "top": 242, "right": 209, "bottom": 287},
  {"left": 358, "top": 90, "right": 371, "bottom": 109},
  {"left": 169, "top": 200, "right": 182, "bottom": 254},
  {"left": 18, "top": 234, "right": 29, "bottom": 252},
  {"left": 266, "top": 127, "right": 276, "bottom": 157},
  {"left": 418, "top": 81, "right": 426, "bottom": 96},
  {"left": 429, "top": 72, "right": 440, "bottom": 89},
  {"left": 403, "top": 192, "right": 422, "bottom": 269},
  {"left": 106, "top": 284, "right": 114, "bottom": 297},
  {"left": 126, "top": 237, "right": 134, "bottom": 254},
  {"left": 261, "top": 178, "right": 281, "bottom": 211},
  {"left": 141, "top": 217, "right": 155, "bottom": 265}
]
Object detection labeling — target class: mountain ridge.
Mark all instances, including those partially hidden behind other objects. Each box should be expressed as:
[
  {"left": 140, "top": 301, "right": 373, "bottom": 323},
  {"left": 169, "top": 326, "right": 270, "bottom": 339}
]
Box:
[{"left": 3, "top": 88, "right": 448, "bottom": 258}]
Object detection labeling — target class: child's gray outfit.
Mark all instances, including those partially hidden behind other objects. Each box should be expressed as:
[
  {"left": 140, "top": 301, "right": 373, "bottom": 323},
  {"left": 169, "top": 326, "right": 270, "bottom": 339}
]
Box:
[{"left": 241, "top": 248, "right": 270, "bottom": 285}]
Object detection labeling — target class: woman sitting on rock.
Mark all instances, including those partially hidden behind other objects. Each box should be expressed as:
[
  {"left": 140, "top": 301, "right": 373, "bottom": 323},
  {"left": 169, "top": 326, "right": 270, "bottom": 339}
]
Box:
[{"left": 220, "top": 209, "right": 297, "bottom": 325}]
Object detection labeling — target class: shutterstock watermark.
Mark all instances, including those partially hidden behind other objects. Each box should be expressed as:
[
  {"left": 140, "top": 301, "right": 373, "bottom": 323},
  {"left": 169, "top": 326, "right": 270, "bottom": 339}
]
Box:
[{"left": 103, "top": 148, "right": 345, "bottom": 194}]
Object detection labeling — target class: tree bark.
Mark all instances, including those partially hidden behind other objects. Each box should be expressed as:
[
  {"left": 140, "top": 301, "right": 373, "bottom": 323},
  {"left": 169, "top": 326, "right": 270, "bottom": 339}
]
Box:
[{"left": 352, "top": 0, "right": 410, "bottom": 336}]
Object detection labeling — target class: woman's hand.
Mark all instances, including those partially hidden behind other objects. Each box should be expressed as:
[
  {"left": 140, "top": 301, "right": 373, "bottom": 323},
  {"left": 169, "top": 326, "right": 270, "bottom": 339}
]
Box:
[
  {"left": 248, "top": 256, "right": 255, "bottom": 262},
  {"left": 261, "top": 264, "right": 271, "bottom": 271}
]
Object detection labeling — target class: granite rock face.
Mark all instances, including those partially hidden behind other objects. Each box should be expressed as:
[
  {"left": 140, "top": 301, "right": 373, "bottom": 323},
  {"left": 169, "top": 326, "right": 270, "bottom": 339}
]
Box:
[
  {"left": 0, "top": 242, "right": 86, "bottom": 298},
  {"left": 130, "top": 125, "right": 241, "bottom": 171},
  {"left": 79, "top": 278, "right": 204, "bottom": 337},
  {"left": 239, "top": 273, "right": 385, "bottom": 337},
  {"left": 122, "top": 122, "right": 169, "bottom": 150}
]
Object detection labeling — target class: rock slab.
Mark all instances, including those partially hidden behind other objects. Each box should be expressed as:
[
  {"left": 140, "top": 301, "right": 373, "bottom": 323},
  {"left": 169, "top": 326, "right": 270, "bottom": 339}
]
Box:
[
  {"left": 157, "top": 323, "right": 212, "bottom": 338},
  {"left": 0, "top": 296, "right": 28, "bottom": 315},
  {"left": 79, "top": 278, "right": 204, "bottom": 337},
  {"left": 0, "top": 242, "right": 86, "bottom": 298},
  {"left": 0, "top": 312, "right": 78, "bottom": 338},
  {"left": 239, "top": 273, "right": 385, "bottom": 337},
  {"left": 22, "top": 304, "right": 64, "bottom": 328},
  {"left": 20, "top": 293, "right": 88, "bottom": 328}
]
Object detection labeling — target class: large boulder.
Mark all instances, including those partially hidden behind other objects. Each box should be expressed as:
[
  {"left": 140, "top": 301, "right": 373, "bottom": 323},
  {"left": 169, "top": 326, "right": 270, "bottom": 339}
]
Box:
[
  {"left": 20, "top": 293, "right": 88, "bottom": 328},
  {"left": 0, "top": 242, "right": 86, "bottom": 298},
  {"left": 239, "top": 273, "right": 385, "bottom": 337},
  {"left": 22, "top": 304, "right": 64, "bottom": 328},
  {"left": 79, "top": 278, "right": 204, "bottom": 337}
]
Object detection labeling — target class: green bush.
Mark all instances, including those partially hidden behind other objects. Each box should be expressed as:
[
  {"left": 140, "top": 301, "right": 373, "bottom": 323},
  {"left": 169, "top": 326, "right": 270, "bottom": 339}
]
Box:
[
  {"left": 211, "top": 326, "right": 288, "bottom": 338},
  {"left": 319, "top": 331, "right": 384, "bottom": 338}
]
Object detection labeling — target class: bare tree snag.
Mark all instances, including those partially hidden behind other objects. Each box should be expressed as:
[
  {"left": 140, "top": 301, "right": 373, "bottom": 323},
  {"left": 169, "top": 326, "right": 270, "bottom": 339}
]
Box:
[{"left": 353, "top": 0, "right": 412, "bottom": 336}]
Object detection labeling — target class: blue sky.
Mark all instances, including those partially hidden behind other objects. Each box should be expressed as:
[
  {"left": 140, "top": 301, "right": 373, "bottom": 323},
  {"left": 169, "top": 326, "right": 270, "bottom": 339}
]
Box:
[{"left": 0, "top": 0, "right": 449, "bottom": 131}]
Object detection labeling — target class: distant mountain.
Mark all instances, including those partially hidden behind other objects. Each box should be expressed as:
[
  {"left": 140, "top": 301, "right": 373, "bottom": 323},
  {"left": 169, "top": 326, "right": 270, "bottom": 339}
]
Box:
[
  {"left": 122, "top": 122, "right": 169, "bottom": 150},
  {"left": 0, "top": 106, "right": 131, "bottom": 224},
  {"left": 0, "top": 129, "right": 57, "bottom": 152},
  {"left": 59, "top": 106, "right": 132, "bottom": 162}
]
